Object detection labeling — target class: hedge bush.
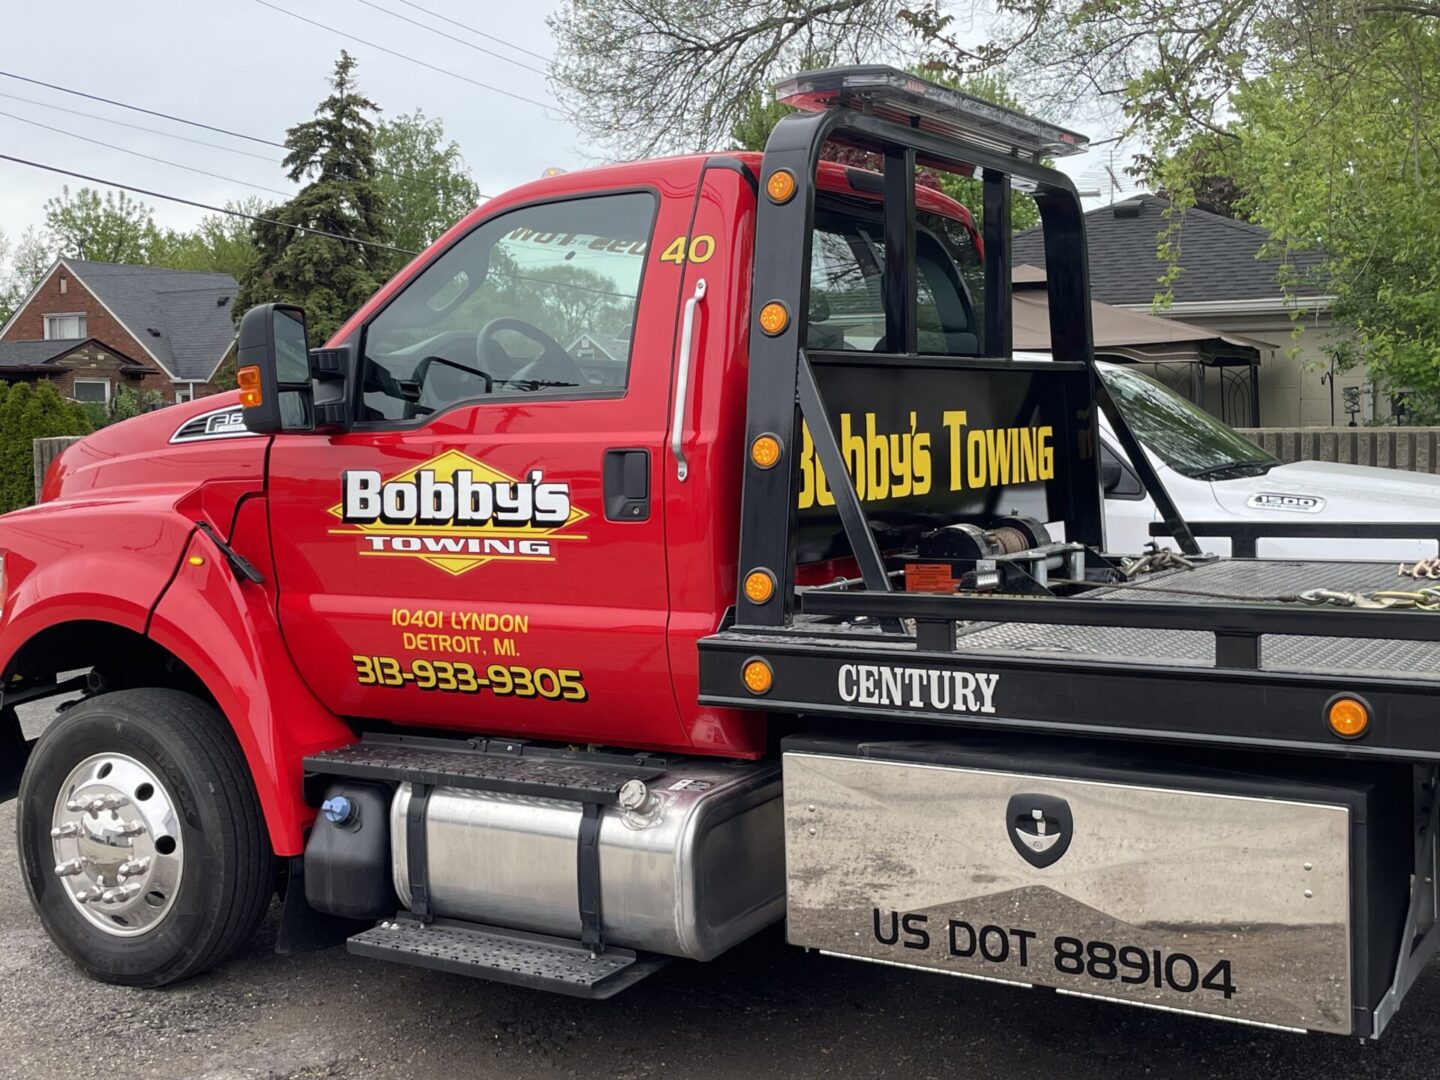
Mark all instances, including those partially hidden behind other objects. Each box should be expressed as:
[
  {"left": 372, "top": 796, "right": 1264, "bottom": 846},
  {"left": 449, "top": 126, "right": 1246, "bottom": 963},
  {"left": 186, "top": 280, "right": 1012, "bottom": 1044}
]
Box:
[{"left": 0, "top": 380, "right": 94, "bottom": 514}]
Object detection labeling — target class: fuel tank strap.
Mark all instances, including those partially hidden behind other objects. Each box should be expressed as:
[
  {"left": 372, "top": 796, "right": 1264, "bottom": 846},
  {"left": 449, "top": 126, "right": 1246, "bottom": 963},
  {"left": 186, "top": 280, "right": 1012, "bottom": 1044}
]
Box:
[
  {"left": 578, "top": 802, "right": 603, "bottom": 953},
  {"left": 406, "top": 783, "right": 432, "bottom": 923}
]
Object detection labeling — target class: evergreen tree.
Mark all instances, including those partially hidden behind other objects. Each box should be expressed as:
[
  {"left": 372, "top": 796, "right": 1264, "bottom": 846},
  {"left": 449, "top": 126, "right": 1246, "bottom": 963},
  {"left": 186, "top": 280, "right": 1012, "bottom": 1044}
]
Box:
[
  {"left": 0, "top": 380, "right": 92, "bottom": 514},
  {"left": 236, "top": 51, "right": 393, "bottom": 343}
]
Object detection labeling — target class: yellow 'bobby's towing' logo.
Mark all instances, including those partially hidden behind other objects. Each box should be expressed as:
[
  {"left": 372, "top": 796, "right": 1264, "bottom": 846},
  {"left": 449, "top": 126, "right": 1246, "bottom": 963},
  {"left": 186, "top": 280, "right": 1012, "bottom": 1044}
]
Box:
[{"left": 327, "top": 449, "right": 588, "bottom": 576}]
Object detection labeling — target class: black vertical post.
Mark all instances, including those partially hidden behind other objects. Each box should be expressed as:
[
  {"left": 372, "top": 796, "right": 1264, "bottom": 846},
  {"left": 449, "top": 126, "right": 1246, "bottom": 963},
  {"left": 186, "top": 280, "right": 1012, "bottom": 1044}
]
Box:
[
  {"left": 983, "top": 169, "right": 1011, "bottom": 358},
  {"left": 735, "top": 110, "right": 835, "bottom": 627},
  {"left": 882, "top": 148, "right": 917, "bottom": 354}
]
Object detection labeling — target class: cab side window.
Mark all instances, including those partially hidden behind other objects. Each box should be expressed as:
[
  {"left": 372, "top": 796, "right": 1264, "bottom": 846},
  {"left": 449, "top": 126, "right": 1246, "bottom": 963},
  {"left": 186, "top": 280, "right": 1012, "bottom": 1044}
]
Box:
[{"left": 359, "top": 192, "right": 656, "bottom": 422}]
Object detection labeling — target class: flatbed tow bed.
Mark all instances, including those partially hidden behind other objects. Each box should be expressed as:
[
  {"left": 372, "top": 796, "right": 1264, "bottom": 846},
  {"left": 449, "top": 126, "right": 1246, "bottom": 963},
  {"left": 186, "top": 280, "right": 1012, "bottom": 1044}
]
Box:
[
  {"left": 691, "top": 68, "right": 1439, "bottom": 1037},
  {"left": 701, "top": 553, "right": 1440, "bottom": 761}
]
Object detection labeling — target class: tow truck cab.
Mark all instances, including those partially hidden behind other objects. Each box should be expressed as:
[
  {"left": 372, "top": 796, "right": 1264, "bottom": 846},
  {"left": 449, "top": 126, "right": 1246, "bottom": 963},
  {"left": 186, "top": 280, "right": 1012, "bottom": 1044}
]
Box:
[
  {"left": 231, "top": 146, "right": 995, "bottom": 759},
  {"left": 6, "top": 68, "right": 1438, "bottom": 1037}
]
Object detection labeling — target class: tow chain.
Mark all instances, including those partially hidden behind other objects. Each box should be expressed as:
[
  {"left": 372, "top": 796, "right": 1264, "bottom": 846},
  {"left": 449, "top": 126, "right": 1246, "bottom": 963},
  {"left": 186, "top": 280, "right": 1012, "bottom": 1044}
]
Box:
[
  {"left": 1298, "top": 587, "right": 1440, "bottom": 611},
  {"left": 1120, "top": 547, "right": 1199, "bottom": 579},
  {"left": 1399, "top": 559, "right": 1440, "bottom": 580}
]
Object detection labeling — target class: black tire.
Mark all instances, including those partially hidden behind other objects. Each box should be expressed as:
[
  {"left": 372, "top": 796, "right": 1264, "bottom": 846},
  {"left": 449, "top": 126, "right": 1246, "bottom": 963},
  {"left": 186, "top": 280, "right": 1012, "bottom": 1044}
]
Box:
[{"left": 16, "top": 688, "right": 274, "bottom": 987}]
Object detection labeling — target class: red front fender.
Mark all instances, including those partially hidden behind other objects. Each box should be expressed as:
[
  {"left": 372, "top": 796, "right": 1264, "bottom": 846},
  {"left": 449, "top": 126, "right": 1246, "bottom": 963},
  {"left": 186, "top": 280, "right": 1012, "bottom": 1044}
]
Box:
[{"left": 146, "top": 497, "right": 353, "bottom": 854}]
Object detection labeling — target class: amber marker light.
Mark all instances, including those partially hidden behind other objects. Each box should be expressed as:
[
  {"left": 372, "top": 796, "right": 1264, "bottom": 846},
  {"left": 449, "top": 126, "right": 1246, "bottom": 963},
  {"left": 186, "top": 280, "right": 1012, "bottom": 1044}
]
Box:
[
  {"left": 237, "top": 365, "right": 263, "bottom": 408},
  {"left": 187, "top": 555, "right": 205, "bottom": 567},
  {"left": 750, "top": 434, "right": 782, "bottom": 469},
  {"left": 742, "top": 658, "right": 773, "bottom": 695},
  {"left": 1327, "top": 695, "right": 1370, "bottom": 739},
  {"left": 766, "top": 169, "right": 797, "bottom": 204},
  {"left": 744, "top": 570, "right": 776, "bottom": 604},
  {"left": 759, "top": 302, "right": 789, "bottom": 336}
]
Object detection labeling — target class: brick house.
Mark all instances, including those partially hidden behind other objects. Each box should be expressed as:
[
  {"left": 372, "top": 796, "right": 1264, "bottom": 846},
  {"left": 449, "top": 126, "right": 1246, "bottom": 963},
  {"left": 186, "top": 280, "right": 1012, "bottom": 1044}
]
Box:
[
  {"left": 0, "top": 258, "right": 238, "bottom": 406},
  {"left": 1011, "top": 197, "right": 1356, "bottom": 427}
]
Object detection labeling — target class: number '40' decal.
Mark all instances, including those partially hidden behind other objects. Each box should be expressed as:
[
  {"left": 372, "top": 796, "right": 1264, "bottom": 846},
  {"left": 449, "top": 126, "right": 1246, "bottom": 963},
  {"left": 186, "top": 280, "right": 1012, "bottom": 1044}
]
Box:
[{"left": 659, "top": 234, "right": 716, "bottom": 265}]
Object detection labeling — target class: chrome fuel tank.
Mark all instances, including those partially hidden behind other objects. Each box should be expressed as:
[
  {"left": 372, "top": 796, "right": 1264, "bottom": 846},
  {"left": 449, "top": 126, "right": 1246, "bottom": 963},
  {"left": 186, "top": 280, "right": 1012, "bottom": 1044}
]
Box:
[{"left": 391, "top": 760, "right": 783, "bottom": 960}]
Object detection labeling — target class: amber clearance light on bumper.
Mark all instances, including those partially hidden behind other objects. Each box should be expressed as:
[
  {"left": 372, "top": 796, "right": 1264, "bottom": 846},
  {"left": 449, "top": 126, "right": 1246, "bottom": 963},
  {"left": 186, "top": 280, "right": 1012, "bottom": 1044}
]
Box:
[
  {"left": 742, "top": 658, "right": 773, "bottom": 695},
  {"left": 1327, "top": 695, "right": 1370, "bottom": 739}
]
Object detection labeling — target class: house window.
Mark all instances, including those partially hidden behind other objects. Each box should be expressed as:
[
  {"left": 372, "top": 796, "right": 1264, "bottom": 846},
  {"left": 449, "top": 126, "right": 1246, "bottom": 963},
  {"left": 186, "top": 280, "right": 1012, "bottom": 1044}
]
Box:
[
  {"left": 71, "top": 378, "right": 110, "bottom": 404},
  {"left": 175, "top": 385, "right": 194, "bottom": 403},
  {"left": 44, "top": 313, "right": 87, "bottom": 340}
]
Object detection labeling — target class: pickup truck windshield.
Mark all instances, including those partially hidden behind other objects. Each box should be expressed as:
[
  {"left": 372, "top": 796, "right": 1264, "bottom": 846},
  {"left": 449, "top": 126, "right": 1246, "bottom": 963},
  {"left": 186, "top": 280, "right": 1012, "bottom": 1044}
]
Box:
[{"left": 1101, "top": 365, "right": 1277, "bottom": 480}]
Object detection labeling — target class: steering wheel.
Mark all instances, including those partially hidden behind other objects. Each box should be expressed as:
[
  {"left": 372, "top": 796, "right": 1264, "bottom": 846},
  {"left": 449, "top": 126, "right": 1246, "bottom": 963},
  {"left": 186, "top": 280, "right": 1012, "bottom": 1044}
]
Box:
[{"left": 475, "top": 317, "right": 585, "bottom": 388}]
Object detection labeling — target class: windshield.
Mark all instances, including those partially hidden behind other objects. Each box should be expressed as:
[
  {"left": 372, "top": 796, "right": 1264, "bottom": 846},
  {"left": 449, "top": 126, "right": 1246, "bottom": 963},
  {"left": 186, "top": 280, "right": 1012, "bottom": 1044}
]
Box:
[{"left": 1101, "top": 365, "right": 1276, "bottom": 480}]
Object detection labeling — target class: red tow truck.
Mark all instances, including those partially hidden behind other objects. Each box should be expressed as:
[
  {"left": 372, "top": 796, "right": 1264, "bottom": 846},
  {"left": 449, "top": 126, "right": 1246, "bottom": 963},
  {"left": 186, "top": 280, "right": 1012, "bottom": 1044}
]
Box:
[{"left": 3, "top": 68, "right": 1437, "bottom": 1037}]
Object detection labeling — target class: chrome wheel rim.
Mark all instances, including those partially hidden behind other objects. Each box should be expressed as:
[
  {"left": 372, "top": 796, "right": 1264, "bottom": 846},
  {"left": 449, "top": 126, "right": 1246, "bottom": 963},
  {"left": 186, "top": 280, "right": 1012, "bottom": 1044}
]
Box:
[{"left": 50, "top": 752, "right": 183, "bottom": 936}]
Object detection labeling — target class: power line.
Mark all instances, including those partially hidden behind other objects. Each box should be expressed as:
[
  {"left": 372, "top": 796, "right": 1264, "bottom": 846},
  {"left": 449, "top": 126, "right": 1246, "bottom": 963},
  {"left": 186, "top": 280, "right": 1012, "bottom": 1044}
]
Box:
[
  {"left": 0, "top": 108, "right": 294, "bottom": 197},
  {"left": 0, "top": 153, "right": 419, "bottom": 256},
  {"left": 0, "top": 70, "right": 494, "bottom": 201},
  {"left": 391, "top": 0, "right": 552, "bottom": 63},
  {"left": 0, "top": 90, "right": 281, "bottom": 163},
  {"left": 0, "top": 69, "right": 282, "bottom": 148},
  {"left": 348, "top": 0, "right": 551, "bottom": 77},
  {"left": 251, "top": 0, "right": 558, "bottom": 114}
]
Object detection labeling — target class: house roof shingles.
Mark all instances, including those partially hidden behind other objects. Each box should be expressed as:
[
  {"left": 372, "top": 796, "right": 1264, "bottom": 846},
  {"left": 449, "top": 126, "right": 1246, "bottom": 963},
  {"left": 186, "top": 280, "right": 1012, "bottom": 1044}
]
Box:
[
  {"left": 65, "top": 259, "right": 237, "bottom": 381},
  {"left": 1009, "top": 195, "right": 1327, "bottom": 307},
  {"left": 0, "top": 338, "right": 94, "bottom": 369}
]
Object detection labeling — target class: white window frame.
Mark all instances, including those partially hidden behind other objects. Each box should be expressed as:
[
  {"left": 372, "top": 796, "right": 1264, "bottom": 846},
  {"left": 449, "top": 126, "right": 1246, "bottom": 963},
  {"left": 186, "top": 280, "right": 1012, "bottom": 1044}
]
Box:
[
  {"left": 71, "top": 378, "right": 110, "bottom": 405},
  {"left": 43, "top": 312, "right": 87, "bottom": 340}
]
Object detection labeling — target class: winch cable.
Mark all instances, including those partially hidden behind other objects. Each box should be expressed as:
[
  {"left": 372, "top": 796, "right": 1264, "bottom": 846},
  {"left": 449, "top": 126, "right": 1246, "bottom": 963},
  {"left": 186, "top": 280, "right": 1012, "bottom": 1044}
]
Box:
[{"left": 1050, "top": 576, "right": 1440, "bottom": 610}]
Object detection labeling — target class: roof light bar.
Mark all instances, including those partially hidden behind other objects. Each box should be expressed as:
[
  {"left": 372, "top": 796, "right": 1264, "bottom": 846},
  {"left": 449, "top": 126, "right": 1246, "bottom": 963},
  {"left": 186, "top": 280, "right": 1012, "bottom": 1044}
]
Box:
[{"left": 774, "top": 65, "right": 1090, "bottom": 160}]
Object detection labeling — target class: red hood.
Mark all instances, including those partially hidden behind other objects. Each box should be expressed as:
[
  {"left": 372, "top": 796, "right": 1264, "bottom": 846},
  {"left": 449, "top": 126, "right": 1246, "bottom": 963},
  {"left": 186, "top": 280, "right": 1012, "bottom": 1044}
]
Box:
[{"left": 41, "top": 393, "right": 267, "bottom": 532}]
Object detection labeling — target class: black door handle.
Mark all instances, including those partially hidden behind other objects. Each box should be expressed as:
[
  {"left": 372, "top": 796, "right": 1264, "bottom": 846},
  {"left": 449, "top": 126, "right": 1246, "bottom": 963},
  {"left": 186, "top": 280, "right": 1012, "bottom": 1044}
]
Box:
[{"left": 603, "top": 449, "right": 650, "bottom": 521}]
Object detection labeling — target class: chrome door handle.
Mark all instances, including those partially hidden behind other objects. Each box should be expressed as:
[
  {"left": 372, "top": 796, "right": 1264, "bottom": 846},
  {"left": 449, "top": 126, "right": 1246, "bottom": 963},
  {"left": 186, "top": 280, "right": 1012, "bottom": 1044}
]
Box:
[{"left": 671, "top": 278, "right": 706, "bottom": 482}]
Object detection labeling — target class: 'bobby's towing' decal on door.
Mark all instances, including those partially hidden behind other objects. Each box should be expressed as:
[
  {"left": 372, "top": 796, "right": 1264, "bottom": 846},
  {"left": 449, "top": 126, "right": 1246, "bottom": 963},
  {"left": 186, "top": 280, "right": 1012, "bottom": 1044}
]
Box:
[{"left": 328, "top": 449, "right": 588, "bottom": 576}]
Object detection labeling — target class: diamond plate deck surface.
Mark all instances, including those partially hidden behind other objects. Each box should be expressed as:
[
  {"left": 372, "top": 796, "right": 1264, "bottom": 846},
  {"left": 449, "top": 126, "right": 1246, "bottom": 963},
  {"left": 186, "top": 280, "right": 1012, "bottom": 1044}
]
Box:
[
  {"left": 954, "top": 558, "right": 1440, "bottom": 679},
  {"left": 348, "top": 921, "right": 638, "bottom": 994}
]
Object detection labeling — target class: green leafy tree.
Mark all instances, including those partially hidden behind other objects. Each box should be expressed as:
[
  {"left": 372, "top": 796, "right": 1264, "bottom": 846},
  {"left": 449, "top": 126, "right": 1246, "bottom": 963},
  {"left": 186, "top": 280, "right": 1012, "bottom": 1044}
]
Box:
[
  {"left": 42, "top": 187, "right": 169, "bottom": 264},
  {"left": 375, "top": 110, "right": 482, "bottom": 255},
  {"left": 236, "top": 51, "right": 394, "bottom": 343},
  {"left": 163, "top": 200, "right": 267, "bottom": 281},
  {"left": 0, "top": 227, "right": 56, "bottom": 325},
  {"left": 0, "top": 380, "right": 92, "bottom": 513}
]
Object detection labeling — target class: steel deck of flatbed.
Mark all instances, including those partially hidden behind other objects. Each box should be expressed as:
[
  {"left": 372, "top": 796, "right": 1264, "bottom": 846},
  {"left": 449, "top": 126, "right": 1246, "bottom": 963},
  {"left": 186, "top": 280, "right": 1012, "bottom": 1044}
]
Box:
[
  {"left": 957, "top": 558, "right": 1440, "bottom": 681},
  {"left": 697, "top": 557, "right": 1440, "bottom": 762}
]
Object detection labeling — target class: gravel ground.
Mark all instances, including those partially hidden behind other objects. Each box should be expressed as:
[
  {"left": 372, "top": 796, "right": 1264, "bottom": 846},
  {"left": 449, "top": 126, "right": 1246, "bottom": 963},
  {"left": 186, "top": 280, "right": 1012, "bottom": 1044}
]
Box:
[{"left": 4, "top": 701, "right": 1438, "bottom": 1080}]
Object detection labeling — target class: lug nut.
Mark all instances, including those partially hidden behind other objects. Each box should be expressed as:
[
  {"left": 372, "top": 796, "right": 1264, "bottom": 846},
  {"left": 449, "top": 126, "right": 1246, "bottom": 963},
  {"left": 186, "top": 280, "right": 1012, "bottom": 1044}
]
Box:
[
  {"left": 114, "top": 821, "right": 145, "bottom": 838},
  {"left": 51, "top": 823, "right": 81, "bottom": 839},
  {"left": 101, "top": 884, "right": 141, "bottom": 905},
  {"left": 87, "top": 794, "right": 129, "bottom": 814},
  {"left": 54, "top": 858, "right": 86, "bottom": 877},
  {"left": 74, "top": 886, "right": 105, "bottom": 904},
  {"left": 117, "top": 858, "right": 150, "bottom": 879}
]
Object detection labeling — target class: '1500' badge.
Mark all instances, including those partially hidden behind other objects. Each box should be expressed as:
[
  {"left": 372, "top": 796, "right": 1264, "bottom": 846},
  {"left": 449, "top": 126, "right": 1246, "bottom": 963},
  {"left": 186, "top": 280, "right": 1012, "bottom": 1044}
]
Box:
[{"left": 329, "top": 449, "right": 588, "bottom": 576}]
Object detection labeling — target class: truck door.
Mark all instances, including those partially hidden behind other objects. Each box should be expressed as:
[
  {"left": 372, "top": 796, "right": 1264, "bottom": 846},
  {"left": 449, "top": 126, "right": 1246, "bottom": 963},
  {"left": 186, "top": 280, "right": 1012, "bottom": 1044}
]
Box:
[{"left": 265, "top": 185, "right": 696, "bottom": 750}]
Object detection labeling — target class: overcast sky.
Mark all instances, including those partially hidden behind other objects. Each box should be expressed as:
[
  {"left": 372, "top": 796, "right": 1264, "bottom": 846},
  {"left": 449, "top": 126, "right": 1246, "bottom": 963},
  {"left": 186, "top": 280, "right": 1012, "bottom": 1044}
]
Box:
[{"left": 0, "top": 0, "right": 1139, "bottom": 247}]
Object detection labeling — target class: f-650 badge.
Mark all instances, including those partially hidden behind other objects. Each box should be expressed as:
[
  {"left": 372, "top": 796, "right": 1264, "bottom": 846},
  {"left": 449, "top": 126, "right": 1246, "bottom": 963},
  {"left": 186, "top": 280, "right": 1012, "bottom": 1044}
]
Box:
[{"left": 329, "top": 449, "right": 587, "bottom": 576}]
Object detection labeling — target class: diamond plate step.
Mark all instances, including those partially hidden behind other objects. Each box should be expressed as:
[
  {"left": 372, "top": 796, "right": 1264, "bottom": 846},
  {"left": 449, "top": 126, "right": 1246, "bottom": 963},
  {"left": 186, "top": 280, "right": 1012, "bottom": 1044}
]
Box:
[
  {"left": 348, "top": 919, "right": 668, "bottom": 998},
  {"left": 305, "top": 738, "right": 666, "bottom": 804}
]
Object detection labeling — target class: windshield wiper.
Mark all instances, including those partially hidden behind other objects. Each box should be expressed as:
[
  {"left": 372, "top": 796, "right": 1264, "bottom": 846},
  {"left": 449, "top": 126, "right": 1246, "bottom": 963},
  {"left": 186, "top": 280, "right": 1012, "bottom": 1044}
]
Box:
[{"left": 1191, "top": 459, "right": 1275, "bottom": 481}]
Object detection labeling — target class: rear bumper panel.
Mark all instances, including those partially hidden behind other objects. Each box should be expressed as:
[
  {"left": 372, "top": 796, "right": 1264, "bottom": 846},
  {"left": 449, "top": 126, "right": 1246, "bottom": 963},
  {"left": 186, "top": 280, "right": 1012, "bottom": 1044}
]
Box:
[{"left": 782, "top": 736, "right": 1411, "bottom": 1035}]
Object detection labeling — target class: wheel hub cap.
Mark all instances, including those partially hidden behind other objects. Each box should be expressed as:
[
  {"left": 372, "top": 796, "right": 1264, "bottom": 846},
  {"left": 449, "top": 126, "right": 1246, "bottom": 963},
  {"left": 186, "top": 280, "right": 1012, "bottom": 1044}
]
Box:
[{"left": 51, "top": 753, "right": 182, "bottom": 936}]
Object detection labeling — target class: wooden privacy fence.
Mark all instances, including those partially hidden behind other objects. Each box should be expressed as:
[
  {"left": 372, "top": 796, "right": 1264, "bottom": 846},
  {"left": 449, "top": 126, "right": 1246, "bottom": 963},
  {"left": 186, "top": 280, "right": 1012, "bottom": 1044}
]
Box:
[
  {"left": 32, "top": 436, "right": 85, "bottom": 498},
  {"left": 1237, "top": 427, "right": 1440, "bottom": 475}
]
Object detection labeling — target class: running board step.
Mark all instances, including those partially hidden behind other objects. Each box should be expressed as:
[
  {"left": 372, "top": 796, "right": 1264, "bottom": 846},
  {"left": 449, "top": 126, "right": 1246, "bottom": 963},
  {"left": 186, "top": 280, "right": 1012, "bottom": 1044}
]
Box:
[
  {"left": 304, "top": 734, "right": 667, "bottom": 804},
  {"left": 347, "top": 918, "right": 669, "bottom": 998}
]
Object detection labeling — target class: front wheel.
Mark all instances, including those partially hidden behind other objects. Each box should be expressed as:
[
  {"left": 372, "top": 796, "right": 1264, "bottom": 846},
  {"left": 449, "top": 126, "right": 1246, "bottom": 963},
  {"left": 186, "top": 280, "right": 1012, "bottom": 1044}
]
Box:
[{"left": 16, "top": 688, "right": 274, "bottom": 986}]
